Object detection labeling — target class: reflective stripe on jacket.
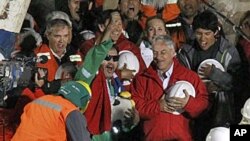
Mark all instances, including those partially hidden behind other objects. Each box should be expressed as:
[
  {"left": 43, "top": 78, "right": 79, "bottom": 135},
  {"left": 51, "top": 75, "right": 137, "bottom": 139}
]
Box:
[
  {"left": 12, "top": 95, "right": 77, "bottom": 141},
  {"left": 34, "top": 44, "right": 59, "bottom": 81}
]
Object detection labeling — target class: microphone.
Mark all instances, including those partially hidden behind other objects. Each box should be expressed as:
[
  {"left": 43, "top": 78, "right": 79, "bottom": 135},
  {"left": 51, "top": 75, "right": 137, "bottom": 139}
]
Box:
[{"left": 36, "top": 55, "right": 48, "bottom": 64}]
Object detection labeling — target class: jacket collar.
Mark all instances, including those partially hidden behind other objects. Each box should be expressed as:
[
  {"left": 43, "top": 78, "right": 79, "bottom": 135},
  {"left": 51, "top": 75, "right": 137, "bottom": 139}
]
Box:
[{"left": 143, "top": 58, "right": 181, "bottom": 87}]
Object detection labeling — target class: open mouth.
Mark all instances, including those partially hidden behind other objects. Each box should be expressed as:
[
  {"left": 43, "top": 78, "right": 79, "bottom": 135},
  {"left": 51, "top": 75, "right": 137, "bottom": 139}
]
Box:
[
  {"left": 57, "top": 44, "right": 65, "bottom": 50},
  {"left": 200, "top": 41, "right": 207, "bottom": 47},
  {"left": 128, "top": 7, "right": 135, "bottom": 12},
  {"left": 106, "top": 64, "right": 114, "bottom": 73}
]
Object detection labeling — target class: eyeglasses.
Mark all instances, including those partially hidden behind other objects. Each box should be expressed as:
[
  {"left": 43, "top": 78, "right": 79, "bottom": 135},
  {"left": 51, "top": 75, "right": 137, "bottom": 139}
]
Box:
[{"left": 104, "top": 55, "right": 119, "bottom": 62}]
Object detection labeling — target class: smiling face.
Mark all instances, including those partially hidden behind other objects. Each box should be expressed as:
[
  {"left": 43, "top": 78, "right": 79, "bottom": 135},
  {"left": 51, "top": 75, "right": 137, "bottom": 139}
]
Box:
[
  {"left": 195, "top": 28, "right": 217, "bottom": 51},
  {"left": 152, "top": 38, "right": 176, "bottom": 73},
  {"left": 119, "top": 0, "right": 141, "bottom": 20},
  {"left": 105, "top": 11, "right": 123, "bottom": 42},
  {"left": 101, "top": 47, "right": 119, "bottom": 79},
  {"left": 146, "top": 18, "right": 168, "bottom": 44}
]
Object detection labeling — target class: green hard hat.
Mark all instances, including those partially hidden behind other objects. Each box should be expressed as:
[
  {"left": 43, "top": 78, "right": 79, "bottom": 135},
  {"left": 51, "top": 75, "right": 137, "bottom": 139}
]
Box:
[{"left": 58, "top": 80, "right": 91, "bottom": 110}]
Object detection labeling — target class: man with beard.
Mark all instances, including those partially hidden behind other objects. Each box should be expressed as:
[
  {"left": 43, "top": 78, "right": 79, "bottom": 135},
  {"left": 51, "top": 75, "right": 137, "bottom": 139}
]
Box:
[
  {"left": 84, "top": 46, "right": 139, "bottom": 141},
  {"left": 166, "top": 0, "right": 202, "bottom": 50}
]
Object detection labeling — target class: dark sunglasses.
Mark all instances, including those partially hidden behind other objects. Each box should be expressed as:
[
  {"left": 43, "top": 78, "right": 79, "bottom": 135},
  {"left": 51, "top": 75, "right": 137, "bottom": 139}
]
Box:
[{"left": 104, "top": 55, "right": 119, "bottom": 62}]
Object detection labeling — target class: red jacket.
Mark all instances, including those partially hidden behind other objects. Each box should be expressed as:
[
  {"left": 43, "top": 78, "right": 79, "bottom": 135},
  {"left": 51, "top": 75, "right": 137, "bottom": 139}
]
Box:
[
  {"left": 80, "top": 35, "right": 146, "bottom": 73},
  {"left": 34, "top": 44, "right": 59, "bottom": 81},
  {"left": 84, "top": 70, "right": 112, "bottom": 134},
  {"left": 131, "top": 58, "right": 208, "bottom": 141},
  {"left": 34, "top": 44, "right": 82, "bottom": 81}
]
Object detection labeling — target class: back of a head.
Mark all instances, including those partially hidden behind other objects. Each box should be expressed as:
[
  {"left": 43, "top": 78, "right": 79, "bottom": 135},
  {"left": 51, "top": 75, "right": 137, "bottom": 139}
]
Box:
[
  {"left": 206, "top": 127, "right": 230, "bottom": 141},
  {"left": 61, "top": 62, "right": 78, "bottom": 78},
  {"left": 58, "top": 81, "right": 91, "bottom": 111}
]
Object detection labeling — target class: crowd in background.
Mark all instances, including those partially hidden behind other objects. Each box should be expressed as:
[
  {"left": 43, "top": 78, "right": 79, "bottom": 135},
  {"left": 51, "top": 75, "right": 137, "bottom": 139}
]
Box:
[{"left": 0, "top": 0, "right": 250, "bottom": 141}]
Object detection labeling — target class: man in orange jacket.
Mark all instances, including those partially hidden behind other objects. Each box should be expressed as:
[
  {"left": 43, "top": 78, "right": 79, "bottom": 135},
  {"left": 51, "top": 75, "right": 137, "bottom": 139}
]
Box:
[
  {"left": 11, "top": 21, "right": 116, "bottom": 141},
  {"left": 140, "top": 0, "right": 180, "bottom": 29}
]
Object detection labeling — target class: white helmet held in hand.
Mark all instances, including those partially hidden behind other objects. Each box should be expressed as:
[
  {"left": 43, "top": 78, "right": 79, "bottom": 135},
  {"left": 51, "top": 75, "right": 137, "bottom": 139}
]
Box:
[
  {"left": 197, "top": 59, "right": 225, "bottom": 82},
  {"left": 206, "top": 127, "right": 229, "bottom": 141},
  {"left": 165, "top": 80, "right": 196, "bottom": 115},
  {"left": 118, "top": 50, "right": 139, "bottom": 75},
  {"left": 118, "top": 50, "right": 140, "bottom": 85}
]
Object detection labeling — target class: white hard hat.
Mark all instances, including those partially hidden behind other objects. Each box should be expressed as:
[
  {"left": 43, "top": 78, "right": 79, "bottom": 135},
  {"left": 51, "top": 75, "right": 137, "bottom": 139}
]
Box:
[
  {"left": 79, "top": 30, "right": 95, "bottom": 40},
  {"left": 118, "top": 50, "right": 139, "bottom": 75},
  {"left": 46, "top": 11, "right": 72, "bottom": 27},
  {"left": 165, "top": 80, "right": 196, "bottom": 115},
  {"left": 241, "top": 98, "right": 250, "bottom": 120},
  {"left": 111, "top": 92, "right": 135, "bottom": 126},
  {"left": 166, "top": 81, "right": 196, "bottom": 98},
  {"left": 198, "top": 59, "right": 225, "bottom": 82},
  {"left": 206, "top": 127, "right": 230, "bottom": 141},
  {"left": 118, "top": 50, "right": 140, "bottom": 85}
]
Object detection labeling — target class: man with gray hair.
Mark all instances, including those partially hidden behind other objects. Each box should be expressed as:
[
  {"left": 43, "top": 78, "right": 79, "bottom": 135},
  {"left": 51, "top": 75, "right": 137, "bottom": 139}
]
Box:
[{"left": 131, "top": 35, "right": 208, "bottom": 141}]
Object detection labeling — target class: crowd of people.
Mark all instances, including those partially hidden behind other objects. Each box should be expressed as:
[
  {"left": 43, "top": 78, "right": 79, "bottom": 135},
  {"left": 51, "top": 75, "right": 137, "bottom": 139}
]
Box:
[{"left": 0, "top": 0, "right": 250, "bottom": 141}]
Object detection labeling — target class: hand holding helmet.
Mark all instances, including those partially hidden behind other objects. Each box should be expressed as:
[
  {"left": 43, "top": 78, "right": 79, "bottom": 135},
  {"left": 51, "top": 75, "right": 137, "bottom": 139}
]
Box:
[
  {"left": 164, "top": 81, "right": 196, "bottom": 115},
  {"left": 120, "top": 63, "right": 136, "bottom": 81}
]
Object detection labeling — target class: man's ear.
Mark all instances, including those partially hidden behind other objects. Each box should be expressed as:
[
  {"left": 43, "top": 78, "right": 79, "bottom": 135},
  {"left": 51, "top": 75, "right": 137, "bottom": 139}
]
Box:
[
  {"left": 171, "top": 48, "right": 177, "bottom": 57},
  {"left": 214, "top": 26, "right": 221, "bottom": 36}
]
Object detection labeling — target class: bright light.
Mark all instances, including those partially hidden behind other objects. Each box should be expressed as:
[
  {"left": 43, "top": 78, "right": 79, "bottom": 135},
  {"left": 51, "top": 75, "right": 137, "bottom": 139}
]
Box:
[{"left": 112, "top": 126, "right": 119, "bottom": 134}]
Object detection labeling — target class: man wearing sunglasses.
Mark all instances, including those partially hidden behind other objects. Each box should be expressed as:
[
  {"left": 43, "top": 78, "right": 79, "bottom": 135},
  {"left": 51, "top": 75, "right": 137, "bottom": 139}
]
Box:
[{"left": 84, "top": 46, "right": 139, "bottom": 141}]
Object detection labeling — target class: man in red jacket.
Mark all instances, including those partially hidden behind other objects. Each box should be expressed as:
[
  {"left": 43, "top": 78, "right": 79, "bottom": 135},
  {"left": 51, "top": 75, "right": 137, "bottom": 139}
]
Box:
[
  {"left": 131, "top": 35, "right": 209, "bottom": 141},
  {"left": 84, "top": 31, "right": 139, "bottom": 141}
]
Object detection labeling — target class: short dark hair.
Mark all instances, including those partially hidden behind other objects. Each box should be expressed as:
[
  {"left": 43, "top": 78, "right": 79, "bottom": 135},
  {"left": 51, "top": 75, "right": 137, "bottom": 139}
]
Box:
[{"left": 193, "top": 10, "right": 219, "bottom": 33}]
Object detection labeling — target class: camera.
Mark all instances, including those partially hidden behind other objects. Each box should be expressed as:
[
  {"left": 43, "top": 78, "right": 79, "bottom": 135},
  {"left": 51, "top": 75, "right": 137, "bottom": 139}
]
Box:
[{"left": 0, "top": 56, "right": 48, "bottom": 107}]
